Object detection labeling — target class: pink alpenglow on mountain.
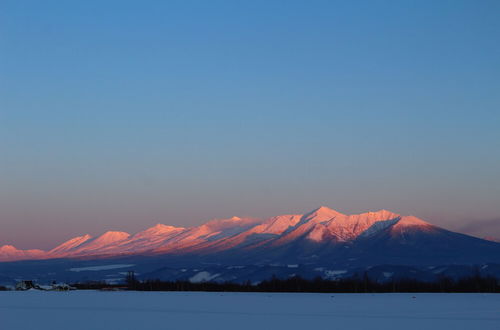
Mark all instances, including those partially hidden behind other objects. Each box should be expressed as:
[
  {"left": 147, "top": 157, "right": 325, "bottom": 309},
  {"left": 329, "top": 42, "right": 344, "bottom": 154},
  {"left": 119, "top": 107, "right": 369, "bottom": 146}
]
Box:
[
  {"left": 0, "top": 245, "right": 45, "bottom": 262},
  {"left": 0, "top": 207, "right": 498, "bottom": 263},
  {"left": 48, "top": 234, "right": 94, "bottom": 255}
]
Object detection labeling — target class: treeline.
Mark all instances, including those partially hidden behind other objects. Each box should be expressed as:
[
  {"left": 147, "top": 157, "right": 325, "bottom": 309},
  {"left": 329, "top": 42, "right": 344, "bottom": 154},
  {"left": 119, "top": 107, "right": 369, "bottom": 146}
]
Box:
[{"left": 73, "top": 273, "right": 500, "bottom": 293}]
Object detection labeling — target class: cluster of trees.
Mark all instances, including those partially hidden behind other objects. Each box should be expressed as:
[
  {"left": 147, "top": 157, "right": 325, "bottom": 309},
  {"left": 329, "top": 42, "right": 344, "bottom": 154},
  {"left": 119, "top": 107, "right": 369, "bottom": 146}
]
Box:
[{"left": 73, "top": 272, "right": 500, "bottom": 293}]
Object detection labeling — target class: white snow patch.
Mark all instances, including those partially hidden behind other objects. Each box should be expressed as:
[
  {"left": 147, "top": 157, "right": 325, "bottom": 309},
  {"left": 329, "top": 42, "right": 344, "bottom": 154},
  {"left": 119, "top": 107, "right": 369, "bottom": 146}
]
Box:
[
  {"left": 227, "top": 265, "right": 245, "bottom": 269},
  {"left": 383, "top": 272, "right": 394, "bottom": 278},
  {"left": 433, "top": 268, "right": 446, "bottom": 274},
  {"left": 325, "top": 270, "right": 347, "bottom": 276},
  {"left": 189, "top": 271, "right": 220, "bottom": 283},
  {"left": 38, "top": 285, "right": 53, "bottom": 290},
  {"left": 287, "top": 264, "right": 299, "bottom": 268},
  {"left": 69, "top": 264, "right": 135, "bottom": 272},
  {"left": 119, "top": 272, "right": 140, "bottom": 276}
]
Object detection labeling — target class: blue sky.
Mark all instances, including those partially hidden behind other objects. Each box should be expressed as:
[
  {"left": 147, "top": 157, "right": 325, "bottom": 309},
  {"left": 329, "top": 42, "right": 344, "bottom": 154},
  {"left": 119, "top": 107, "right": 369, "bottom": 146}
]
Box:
[{"left": 1, "top": 0, "right": 499, "bottom": 249}]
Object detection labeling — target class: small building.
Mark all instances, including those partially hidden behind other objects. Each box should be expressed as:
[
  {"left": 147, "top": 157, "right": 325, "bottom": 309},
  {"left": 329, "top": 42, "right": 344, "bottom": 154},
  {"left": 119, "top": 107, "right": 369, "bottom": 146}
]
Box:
[
  {"left": 15, "top": 280, "right": 37, "bottom": 290},
  {"left": 15, "top": 280, "right": 76, "bottom": 291},
  {"left": 51, "top": 283, "right": 76, "bottom": 291}
]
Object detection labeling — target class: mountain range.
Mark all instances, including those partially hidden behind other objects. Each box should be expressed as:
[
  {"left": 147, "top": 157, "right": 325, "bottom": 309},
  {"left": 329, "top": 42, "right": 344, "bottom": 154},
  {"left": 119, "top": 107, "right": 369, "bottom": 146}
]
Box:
[{"left": 1, "top": 206, "right": 500, "bottom": 284}]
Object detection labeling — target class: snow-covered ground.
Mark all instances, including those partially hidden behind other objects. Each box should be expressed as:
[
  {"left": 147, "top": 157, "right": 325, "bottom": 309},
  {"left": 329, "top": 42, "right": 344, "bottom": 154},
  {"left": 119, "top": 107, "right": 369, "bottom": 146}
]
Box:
[{"left": 0, "top": 291, "right": 499, "bottom": 330}]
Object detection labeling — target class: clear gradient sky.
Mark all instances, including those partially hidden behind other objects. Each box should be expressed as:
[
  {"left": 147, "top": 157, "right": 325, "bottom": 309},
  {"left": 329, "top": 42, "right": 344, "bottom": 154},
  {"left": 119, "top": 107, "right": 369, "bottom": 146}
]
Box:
[{"left": 1, "top": 0, "right": 499, "bottom": 249}]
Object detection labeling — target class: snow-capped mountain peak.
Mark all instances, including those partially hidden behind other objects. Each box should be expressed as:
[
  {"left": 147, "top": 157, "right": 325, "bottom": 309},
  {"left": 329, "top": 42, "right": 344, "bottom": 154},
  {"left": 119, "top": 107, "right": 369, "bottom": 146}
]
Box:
[
  {"left": 138, "top": 224, "right": 184, "bottom": 235},
  {"left": 396, "top": 215, "right": 431, "bottom": 227},
  {"left": 1, "top": 206, "right": 498, "bottom": 263},
  {"left": 302, "top": 206, "right": 345, "bottom": 223},
  {"left": 0, "top": 245, "right": 18, "bottom": 252},
  {"left": 49, "top": 234, "right": 93, "bottom": 255},
  {"left": 0, "top": 245, "right": 45, "bottom": 261},
  {"left": 92, "top": 231, "right": 130, "bottom": 244}
]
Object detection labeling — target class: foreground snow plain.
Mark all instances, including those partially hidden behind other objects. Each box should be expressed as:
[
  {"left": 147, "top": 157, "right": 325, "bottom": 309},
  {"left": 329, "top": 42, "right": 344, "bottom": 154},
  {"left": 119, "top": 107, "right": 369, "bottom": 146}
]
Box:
[{"left": 0, "top": 291, "right": 499, "bottom": 330}]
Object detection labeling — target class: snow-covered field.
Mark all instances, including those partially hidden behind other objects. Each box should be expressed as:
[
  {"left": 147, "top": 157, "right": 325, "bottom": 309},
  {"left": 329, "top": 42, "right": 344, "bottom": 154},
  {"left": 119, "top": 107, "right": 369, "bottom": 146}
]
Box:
[{"left": 0, "top": 291, "right": 499, "bottom": 330}]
